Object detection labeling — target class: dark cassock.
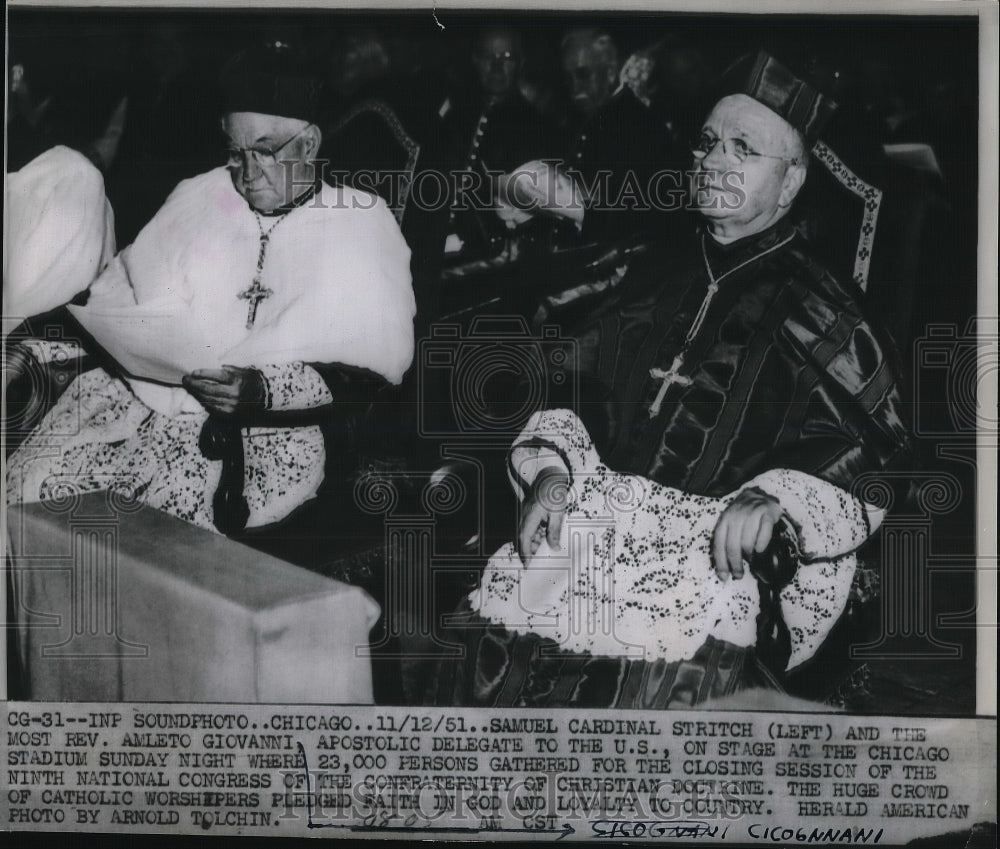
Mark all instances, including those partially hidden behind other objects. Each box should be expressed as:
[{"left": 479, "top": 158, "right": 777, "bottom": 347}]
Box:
[
  {"left": 524, "top": 84, "right": 696, "bottom": 325},
  {"left": 567, "top": 85, "right": 690, "bottom": 249},
  {"left": 573, "top": 219, "right": 909, "bottom": 499},
  {"left": 414, "top": 52, "right": 911, "bottom": 710}
]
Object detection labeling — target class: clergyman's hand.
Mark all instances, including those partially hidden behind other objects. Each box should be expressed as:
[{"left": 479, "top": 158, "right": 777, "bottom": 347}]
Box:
[
  {"left": 182, "top": 365, "right": 265, "bottom": 417},
  {"left": 516, "top": 466, "right": 570, "bottom": 567},
  {"left": 711, "top": 488, "right": 785, "bottom": 581}
]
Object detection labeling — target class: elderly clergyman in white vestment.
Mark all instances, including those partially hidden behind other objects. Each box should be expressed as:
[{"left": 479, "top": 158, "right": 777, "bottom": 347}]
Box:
[{"left": 6, "top": 44, "right": 415, "bottom": 534}]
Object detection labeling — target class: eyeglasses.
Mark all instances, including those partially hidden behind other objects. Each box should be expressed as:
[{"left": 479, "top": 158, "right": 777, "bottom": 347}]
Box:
[
  {"left": 225, "top": 124, "right": 314, "bottom": 169},
  {"left": 690, "top": 133, "right": 796, "bottom": 165},
  {"left": 477, "top": 51, "right": 517, "bottom": 64}
]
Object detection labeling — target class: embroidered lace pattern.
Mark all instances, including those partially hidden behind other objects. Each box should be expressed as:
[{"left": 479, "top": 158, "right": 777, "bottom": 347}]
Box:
[
  {"left": 7, "top": 367, "right": 325, "bottom": 531},
  {"left": 257, "top": 362, "right": 334, "bottom": 411},
  {"left": 471, "top": 409, "right": 864, "bottom": 669}
]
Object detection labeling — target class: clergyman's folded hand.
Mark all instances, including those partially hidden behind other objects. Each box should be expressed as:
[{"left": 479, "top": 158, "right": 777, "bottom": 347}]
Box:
[
  {"left": 182, "top": 365, "right": 265, "bottom": 417},
  {"left": 711, "top": 487, "right": 785, "bottom": 581}
]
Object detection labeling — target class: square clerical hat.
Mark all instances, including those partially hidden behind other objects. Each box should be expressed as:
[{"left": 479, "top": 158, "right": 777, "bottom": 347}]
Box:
[{"left": 720, "top": 49, "right": 838, "bottom": 143}]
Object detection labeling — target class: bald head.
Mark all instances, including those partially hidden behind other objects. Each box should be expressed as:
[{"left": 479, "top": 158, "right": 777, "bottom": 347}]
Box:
[
  {"left": 562, "top": 28, "right": 619, "bottom": 118},
  {"left": 778, "top": 118, "right": 808, "bottom": 167},
  {"left": 474, "top": 28, "right": 524, "bottom": 97}
]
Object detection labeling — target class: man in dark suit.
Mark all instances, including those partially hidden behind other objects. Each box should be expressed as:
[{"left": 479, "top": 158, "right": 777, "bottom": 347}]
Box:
[
  {"left": 558, "top": 28, "right": 690, "bottom": 248},
  {"left": 440, "top": 27, "right": 563, "bottom": 264}
]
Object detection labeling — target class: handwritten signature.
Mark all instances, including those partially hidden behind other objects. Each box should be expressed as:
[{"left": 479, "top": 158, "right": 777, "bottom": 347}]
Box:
[{"left": 591, "top": 819, "right": 728, "bottom": 839}]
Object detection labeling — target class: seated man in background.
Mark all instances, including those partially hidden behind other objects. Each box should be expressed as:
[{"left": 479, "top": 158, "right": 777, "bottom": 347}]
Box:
[
  {"left": 494, "top": 28, "right": 694, "bottom": 325},
  {"left": 501, "top": 29, "right": 690, "bottom": 252},
  {"left": 440, "top": 27, "right": 564, "bottom": 265},
  {"left": 418, "top": 51, "right": 910, "bottom": 709},
  {"left": 6, "top": 41, "right": 415, "bottom": 535}
]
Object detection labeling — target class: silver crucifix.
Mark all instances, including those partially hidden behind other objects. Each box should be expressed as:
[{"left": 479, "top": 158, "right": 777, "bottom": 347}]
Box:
[
  {"left": 648, "top": 354, "right": 692, "bottom": 418},
  {"left": 238, "top": 277, "right": 273, "bottom": 329}
]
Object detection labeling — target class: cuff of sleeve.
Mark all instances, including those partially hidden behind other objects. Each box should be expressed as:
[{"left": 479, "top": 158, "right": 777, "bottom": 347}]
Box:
[
  {"left": 508, "top": 445, "right": 570, "bottom": 501},
  {"left": 510, "top": 408, "right": 600, "bottom": 473},
  {"left": 259, "top": 371, "right": 273, "bottom": 411},
  {"left": 255, "top": 362, "right": 334, "bottom": 412},
  {"left": 19, "top": 338, "right": 86, "bottom": 367}
]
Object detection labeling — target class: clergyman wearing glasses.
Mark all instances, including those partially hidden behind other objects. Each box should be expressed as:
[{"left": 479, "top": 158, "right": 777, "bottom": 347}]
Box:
[{"left": 6, "top": 41, "right": 415, "bottom": 535}]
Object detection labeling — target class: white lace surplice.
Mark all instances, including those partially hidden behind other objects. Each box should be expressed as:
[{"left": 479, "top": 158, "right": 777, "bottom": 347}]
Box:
[{"left": 470, "top": 409, "right": 870, "bottom": 670}]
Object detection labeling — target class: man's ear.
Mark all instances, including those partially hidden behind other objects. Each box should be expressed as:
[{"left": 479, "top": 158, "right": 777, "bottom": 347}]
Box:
[
  {"left": 304, "top": 123, "right": 323, "bottom": 156},
  {"left": 778, "top": 162, "right": 807, "bottom": 209},
  {"left": 11, "top": 63, "right": 26, "bottom": 93}
]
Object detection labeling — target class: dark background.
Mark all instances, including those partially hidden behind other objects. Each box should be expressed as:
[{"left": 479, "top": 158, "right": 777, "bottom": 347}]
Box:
[{"left": 7, "top": 7, "right": 980, "bottom": 316}]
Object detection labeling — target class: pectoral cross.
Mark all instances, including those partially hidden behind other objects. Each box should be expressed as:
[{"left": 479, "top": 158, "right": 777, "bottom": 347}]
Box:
[
  {"left": 648, "top": 354, "right": 692, "bottom": 418},
  {"left": 241, "top": 212, "right": 286, "bottom": 329},
  {"left": 238, "top": 277, "right": 273, "bottom": 329}
]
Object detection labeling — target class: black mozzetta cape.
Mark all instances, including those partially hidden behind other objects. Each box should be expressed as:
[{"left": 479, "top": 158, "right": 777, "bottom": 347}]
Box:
[{"left": 565, "top": 217, "right": 911, "bottom": 501}]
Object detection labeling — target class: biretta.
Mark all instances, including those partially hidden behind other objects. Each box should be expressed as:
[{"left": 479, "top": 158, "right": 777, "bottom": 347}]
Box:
[
  {"left": 219, "top": 38, "right": 323, "bottom": 123},
  {"left": 720, "top": 49, "right": 838, "bottom": 143}
]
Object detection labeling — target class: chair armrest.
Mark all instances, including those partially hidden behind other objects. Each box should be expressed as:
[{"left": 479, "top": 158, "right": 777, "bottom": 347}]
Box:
[{"left": 748, "top": 517, "right": 800, "bottom": 674}]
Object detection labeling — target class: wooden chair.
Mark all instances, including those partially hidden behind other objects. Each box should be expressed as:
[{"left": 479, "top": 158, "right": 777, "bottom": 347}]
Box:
[
  {"left": 783, "top": 137, "right": 960, "bottom": 709},
  {"left": 324, "top": 99, "right": 421, "bottom": 227}
]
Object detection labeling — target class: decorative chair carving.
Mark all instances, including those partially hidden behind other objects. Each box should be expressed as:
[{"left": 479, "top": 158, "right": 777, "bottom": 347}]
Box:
[
  {"left": 323, "top": 99, "right": 421, "bottom": 227},
  {"left": 783, "top": 135, "right": 964, "bottom": 709}
]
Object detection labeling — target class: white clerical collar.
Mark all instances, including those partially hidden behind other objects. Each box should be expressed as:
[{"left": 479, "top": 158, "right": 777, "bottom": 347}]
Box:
[{"left": 249, "top": 179, "right": 320, "bottom": 218}]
